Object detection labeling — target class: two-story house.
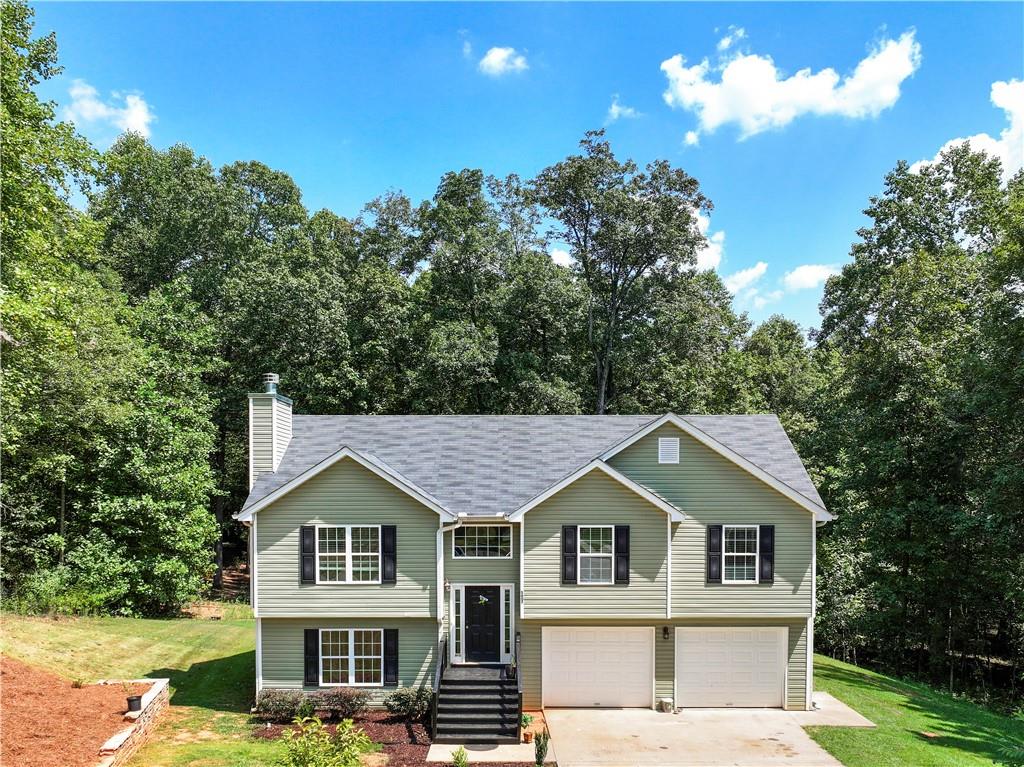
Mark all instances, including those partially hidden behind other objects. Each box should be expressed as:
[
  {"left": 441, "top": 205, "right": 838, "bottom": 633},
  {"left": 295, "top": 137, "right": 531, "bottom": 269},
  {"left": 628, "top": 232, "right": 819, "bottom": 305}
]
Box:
[{"left": 237, "top": 374, "right": 831, "bottom": 743}]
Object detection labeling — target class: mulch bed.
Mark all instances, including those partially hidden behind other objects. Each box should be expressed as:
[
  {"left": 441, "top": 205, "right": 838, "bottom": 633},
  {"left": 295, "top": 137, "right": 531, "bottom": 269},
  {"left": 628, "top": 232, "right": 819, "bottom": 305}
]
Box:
[
  {"left": 0, "top": 655, "right": 149, "bottom": 767},
  {"left": 254, "top": 712, "right": 534, "bottom": 767}
]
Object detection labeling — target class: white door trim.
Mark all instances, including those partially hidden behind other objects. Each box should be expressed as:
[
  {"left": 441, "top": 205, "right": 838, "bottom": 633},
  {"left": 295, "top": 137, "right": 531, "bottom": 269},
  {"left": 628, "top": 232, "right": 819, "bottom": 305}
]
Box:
[{"left": 449, "top": 583, "right": 515, "bottom": 665}]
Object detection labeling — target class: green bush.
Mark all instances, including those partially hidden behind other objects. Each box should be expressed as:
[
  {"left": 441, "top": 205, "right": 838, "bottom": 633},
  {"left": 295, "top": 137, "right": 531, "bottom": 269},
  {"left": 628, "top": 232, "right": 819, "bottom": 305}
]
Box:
[
  {"left": 534, "top": 729, "right": 550, "bottom": 766},
  {"left": 278, "top": 716, "right": 373, "bottom": 767},
  {"left": 255, "top": 690, "right": 304, "bottom": 722},
  {"left": 383, "top": 685, "right": 432, "bottom": 720},
  {"left": 296, "top": 696, "right": 316, "bottom": 719},
  {"left": 316, "top": 688, "right": 370, "bottom": 720},
  {"left": 451, "top": 745, "right": 469, "bottom": 767}
]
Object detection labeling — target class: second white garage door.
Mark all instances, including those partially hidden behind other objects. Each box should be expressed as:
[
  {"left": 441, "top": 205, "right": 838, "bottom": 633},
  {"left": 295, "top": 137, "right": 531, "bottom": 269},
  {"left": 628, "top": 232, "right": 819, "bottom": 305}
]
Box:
[
  {"left": 542, "top": 627, "right": 654, "bottom": 708},
  {"left": 675, "top": 627, "right": 787, "bottom": 708}
]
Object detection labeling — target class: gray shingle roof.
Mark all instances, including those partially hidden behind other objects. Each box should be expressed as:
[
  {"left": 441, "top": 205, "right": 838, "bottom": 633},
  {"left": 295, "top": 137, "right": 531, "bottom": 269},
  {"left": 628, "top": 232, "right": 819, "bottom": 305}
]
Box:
[{"left": 242, "top": 414, "right": 825, "bottom": 517}]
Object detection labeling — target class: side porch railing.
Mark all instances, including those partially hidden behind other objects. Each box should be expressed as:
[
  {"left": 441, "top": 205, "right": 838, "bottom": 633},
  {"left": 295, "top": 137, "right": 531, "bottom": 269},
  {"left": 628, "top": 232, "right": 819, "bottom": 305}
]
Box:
[
  {"left": 431, "top": 637, "right": 447, "bottom": 738},
  {"left": 515, "top": 631, "right": 523, "bottom": 742}
]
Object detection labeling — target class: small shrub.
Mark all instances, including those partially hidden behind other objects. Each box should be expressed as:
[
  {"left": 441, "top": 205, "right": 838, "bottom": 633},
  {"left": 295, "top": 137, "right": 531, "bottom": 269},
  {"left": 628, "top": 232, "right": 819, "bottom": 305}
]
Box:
[
  {"left": 255, "top": 689, "right": 303, "bottom": 722},
  {"left": 383, "top": 685, "right": 432, "bottom": 720},
  {"left": 520, "top": 712, "right": 534, "bottom": 728},
  {"left": 451, "top": 745, "right": 469, "bottom": 767},
  {"left": 296, "top": 696, "right": 316, "bottom": 719},
  {"left": 279, "top": 716, "right": 373, "bottom": 767},
  {"left": 315, "top": 688, "right": 370, "bottom": 720},
  {"left": 534, "top": 729, "right": 550, "bottom": 766},
  {"left": 71, "top": 679, "right": 84, "bottom": 689}
]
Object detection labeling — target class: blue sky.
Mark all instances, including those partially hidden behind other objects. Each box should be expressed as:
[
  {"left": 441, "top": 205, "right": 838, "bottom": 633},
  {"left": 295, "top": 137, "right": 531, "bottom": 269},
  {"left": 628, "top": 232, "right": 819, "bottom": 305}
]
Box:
[{"left": 35, "top": 2, "right": 1023, "bottom": 330}]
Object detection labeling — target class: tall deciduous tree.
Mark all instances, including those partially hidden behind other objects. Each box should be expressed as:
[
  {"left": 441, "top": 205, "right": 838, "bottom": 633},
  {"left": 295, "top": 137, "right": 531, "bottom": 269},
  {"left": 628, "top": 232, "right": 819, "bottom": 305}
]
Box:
[{"left": 531, "top": 130, "right": 710, "bottom": 413}]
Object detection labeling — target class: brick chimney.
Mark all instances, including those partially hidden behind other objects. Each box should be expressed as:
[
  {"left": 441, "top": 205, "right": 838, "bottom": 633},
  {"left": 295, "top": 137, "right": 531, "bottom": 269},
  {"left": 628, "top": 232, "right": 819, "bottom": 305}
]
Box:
[{"left": 248, "top": 373, "right": 292, "bottom": 489}]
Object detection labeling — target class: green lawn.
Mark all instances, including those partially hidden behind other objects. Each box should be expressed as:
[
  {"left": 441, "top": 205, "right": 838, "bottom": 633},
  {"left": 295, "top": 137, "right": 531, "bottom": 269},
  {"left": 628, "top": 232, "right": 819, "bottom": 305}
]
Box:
[
  {"left": 810, "top": 654, "right": 1024, "bottom": 767},
  {"left": 3, "top": 608, "right": 1022, "bottom": 767}
]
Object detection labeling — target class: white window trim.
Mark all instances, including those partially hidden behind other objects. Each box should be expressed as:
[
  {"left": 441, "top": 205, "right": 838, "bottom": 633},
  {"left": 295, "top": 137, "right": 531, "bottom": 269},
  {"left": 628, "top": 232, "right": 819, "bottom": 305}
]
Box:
[
  {"left": 658, "top": 437, "right": 680, "bottom": 464},
  {"left": 722, "top": 524, "right": 759, "bottom": 585},
  {"left": 577, "top": 525, "right": 615, "bottom": 586},
  {"left": 452, "top": 524, "right": 513, "bottom": 559},
  {"left": 318, "top": 628, "right": 384, "bottom": 688},
  {"left": 315, "top": 524, "right": 382, "bottom": 585},
  {"left": 448, "top": 583, "right": 515, "bottom": 665}
]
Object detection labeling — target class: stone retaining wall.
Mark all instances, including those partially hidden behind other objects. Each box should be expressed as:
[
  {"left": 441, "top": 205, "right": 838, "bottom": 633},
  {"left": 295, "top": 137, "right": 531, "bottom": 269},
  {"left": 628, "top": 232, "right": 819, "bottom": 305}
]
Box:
[{"left": 94, "top": 678, "right": 170, "bottom": 767}]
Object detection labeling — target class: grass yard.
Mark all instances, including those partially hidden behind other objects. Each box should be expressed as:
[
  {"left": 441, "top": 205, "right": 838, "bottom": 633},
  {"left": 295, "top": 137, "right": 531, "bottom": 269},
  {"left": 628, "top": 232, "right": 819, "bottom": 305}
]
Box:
[
  {"left": 810, "top": 654, "right": 1024, "bottom": 767},
  {"left": 3, "top": 607, "right": 1023, "bottom": 767}
]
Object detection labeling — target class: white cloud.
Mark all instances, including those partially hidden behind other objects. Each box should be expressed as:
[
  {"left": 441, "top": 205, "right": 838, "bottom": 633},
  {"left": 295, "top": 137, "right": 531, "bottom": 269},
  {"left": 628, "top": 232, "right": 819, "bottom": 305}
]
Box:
[
  {"left": 661, "top": 29, "right": 921, "bottom": 143},
  {"left": 723, "top": 261, "right": 768, "bottom": 293},
  {"left": 684, "top": 130, "right": 700, "bottom": 147},
  {"left": 550, "top": 247, "right": 574, "bottom": 267},
  {"left": 783, "top": 264, "right": 840, "bottom": 291},
  {"left": 63, "top": 78, "right": 154, "bottom": 138},
  {"left": 753, "top": 290, "right": 784, "bottom": 310},
  {"left": 911, "top": 79, "right": 1024, "bottom": 183},
  {"left": 478, "top": 47, "right": 528, "bottom": 77},
  {"left": 694, "top": 212, "right": 725, "bottom": 271},
  {"left": 606, "top": 94, "right": 640, "bottom": 124},
  {"left": 717, "top": 26, "right": 746, "bottom": 52},
  {"left": 463, "top": 40, "right": 473, "bottom": 59}
]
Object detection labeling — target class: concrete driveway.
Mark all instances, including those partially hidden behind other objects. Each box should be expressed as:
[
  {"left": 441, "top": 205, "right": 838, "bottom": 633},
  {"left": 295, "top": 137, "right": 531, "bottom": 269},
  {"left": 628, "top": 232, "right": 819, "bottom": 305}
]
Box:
[{"left": 545, "top": 693, "right": 873, "bottom": 767}]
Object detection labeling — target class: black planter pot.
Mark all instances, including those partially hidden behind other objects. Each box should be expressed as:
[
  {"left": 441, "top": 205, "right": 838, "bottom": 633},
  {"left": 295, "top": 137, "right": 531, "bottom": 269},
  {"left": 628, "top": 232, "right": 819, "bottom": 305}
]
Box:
[{"left": 127, "top": 695, "right": 143, "bottom": 712}]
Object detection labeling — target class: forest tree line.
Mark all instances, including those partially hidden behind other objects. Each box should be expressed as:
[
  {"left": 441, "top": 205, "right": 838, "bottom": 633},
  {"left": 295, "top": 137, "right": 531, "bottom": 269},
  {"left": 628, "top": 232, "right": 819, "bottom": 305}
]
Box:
[{"left": 2, "top": 1, "right": 1021, "bottom": 707}]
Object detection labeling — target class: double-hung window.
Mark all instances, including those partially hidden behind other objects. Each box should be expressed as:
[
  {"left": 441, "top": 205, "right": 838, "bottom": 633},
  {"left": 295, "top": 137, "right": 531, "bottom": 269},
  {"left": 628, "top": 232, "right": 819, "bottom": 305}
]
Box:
[
  {"left": 453, "top": 525, "right": 512, "bottom": 558},
  {"left": 320, "top": 628, "right": 383, "bottom": 686},
  {"left": 722, "top": 525, "right": 759, "bottom": 584},
  {"left": 316, "top": 525, "right": 381, "bottom": 584},
  {"left": 578, "top": 525, "right": 614, "bottom": 584}
]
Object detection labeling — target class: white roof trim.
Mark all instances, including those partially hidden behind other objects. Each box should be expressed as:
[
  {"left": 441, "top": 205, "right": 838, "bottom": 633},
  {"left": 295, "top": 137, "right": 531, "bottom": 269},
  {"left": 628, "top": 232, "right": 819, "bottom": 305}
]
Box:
[
  {"left": 599, "top": 413, "right": 833, "bottom": 522},
  {"left": 507, "top": 460, "right": 685, "bottom": 522},
  {"left": 235, "top": 446, "right": 457, "bottom": 522}
]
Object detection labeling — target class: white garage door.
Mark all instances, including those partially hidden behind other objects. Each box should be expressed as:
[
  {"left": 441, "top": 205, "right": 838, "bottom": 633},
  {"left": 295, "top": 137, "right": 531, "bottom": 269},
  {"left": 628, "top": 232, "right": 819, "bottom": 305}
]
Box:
[
  {"left": 542, "top": 627, "right": 654, "bottom": 707},
  {"left": 675, "top": 627, "right": 786, "bottom": 708}
]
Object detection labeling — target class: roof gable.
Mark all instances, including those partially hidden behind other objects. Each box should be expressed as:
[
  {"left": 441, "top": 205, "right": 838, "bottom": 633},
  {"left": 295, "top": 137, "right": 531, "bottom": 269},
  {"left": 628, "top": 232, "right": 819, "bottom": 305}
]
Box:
[
  {"left": 234, "top": 445, "right": 456, "bottom": 522},
  {"left": 507, "top": 460, "right": 685, "bottom": 522},
  {"left": 599, "top": 414, "right": 832, "bottom": 522}
]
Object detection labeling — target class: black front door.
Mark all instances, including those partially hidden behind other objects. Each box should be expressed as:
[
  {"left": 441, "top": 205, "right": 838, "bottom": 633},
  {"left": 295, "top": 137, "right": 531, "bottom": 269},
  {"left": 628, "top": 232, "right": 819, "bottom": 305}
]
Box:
[{"left": 464, "top": 586, "right": 501, "bottom": 663}]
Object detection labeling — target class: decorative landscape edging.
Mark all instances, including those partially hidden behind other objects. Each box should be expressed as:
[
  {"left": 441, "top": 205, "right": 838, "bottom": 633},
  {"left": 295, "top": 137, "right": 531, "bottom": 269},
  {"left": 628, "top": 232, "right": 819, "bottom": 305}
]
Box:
[{"left": 93, "top": 678, "right": 170, "bottom": 767}]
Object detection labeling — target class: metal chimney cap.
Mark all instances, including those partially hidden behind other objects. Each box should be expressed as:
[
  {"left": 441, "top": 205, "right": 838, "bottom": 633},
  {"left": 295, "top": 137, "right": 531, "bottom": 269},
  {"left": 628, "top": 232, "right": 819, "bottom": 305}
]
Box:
[{"left": 261, "top": 372, "right": 280, "bottom": 394}]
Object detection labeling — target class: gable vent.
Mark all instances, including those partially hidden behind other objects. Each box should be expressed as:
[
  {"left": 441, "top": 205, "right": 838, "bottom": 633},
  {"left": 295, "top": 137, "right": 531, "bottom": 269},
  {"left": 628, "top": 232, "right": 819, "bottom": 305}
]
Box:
[{"left": 658, "top": 437, "right": 680, "bottom": 464}]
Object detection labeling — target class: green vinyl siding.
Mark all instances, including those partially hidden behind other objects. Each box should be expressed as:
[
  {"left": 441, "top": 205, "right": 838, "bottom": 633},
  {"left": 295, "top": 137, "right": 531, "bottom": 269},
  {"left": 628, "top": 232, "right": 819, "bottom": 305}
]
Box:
[
  {"left": 609, "top": 423, "right": 813, "bottom": 617},
  {"left": 517, "top": 617, "right": 808, "bottom": 711},
  {"left": 255, "top": 457, "right": 438, "bottom": 617},
  {"left": 260, "top": 617, "right": 437, "bottom": 705},
  {"left": 522, "top": 471, "right": 668, "bottom": 618},
  {"left": 249, "top": 395, "right": 274, "bottom": 483}
]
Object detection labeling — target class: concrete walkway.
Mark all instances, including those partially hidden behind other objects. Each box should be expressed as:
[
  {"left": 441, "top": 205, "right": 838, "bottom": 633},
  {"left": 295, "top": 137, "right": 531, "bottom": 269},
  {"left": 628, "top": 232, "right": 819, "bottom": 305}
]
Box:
[
  {"left": 545, "top": 693, "right": 873, "bottom": 767},
  {"left": 426, "top": 741, "right": 556, "bottom": 763}
]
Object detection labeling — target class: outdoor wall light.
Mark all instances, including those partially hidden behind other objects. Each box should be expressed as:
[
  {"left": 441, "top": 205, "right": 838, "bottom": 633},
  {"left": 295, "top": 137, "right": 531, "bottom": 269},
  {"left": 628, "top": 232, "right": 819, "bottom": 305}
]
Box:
[{"left": 662, "top": 626, "right": 670, "bottom": 640}]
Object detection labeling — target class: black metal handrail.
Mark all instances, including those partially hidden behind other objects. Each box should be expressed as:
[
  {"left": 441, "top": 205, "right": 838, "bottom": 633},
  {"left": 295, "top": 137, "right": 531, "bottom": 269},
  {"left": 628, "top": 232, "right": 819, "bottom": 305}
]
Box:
[
  {"left": 515, "top": 631, "right": 523, "bottom": 741},
  {"left": 431, "top": 637, "right": 447, "bottom": 738}
]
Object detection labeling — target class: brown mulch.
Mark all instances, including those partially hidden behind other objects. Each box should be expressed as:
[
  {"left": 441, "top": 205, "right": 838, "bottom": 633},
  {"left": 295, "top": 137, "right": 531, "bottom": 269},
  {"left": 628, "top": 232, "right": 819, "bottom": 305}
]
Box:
[
  {"left": 254, "top": 712, "right": 534, "bottom": 767},
  {"left": 0, "top": 655, "right": 149, "bottom": 767}
]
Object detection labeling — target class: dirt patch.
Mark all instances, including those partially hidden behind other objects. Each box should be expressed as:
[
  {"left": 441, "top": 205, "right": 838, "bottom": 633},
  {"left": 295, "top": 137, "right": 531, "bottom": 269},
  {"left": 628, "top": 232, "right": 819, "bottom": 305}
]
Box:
[
  {"left": 0, "top": 655, "right": 149, "bottom": 767},
  {"left": 255, "top": 712, "right": 533, "bottom": 767}
]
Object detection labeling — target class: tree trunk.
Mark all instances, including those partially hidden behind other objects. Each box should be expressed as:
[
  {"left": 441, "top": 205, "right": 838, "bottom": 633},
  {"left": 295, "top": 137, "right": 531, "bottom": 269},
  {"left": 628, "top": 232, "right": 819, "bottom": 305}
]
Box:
[{"left": 58, "top": 481, "right": 66, "bottom": 565}]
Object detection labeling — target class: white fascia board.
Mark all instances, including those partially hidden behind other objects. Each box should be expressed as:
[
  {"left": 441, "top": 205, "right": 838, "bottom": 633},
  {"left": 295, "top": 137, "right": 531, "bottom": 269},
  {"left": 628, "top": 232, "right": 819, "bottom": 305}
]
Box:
[
  {"left": 234, "top": 446, "right": 457, "bottom": 523},
  {"left": 507, "top": 460, "right": 685, "bottom": 522},
  {"left": 599, "top": 413, "right": 833, "bottom": 522}
]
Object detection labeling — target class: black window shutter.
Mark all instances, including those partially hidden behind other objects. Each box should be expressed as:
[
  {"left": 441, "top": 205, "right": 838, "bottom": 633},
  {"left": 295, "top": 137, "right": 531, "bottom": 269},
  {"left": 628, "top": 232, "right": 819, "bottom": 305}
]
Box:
[
  {"left": 382, "top": 525, "right": 397, "bottom": 584},
  {"left": 561, "top": 525, "right": 577, "bottom": 584},
  {"left": 383, "top": 629, "right": 399, "bottom": 687},
  {"left": 300, "top": 526, "right": 316, "bottom": 583},
  {"left": 614, "top": 525, "right": 630, "bottom": 584},
  {"left": 706, "top": 524, "right": 723, "bottom": 584},
  {"left": 759, "top": 525, "right": 775, "bottom": 583},
  {"left": 303, "top": 628, "right": 319, "bottom": 686}
]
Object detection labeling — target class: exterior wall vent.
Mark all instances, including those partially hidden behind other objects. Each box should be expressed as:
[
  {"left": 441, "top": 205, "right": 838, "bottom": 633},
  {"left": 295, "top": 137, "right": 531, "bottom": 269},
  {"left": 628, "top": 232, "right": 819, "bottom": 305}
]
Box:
[{"left": 658, "top": 437, "right": 680, "bottom": 464}]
